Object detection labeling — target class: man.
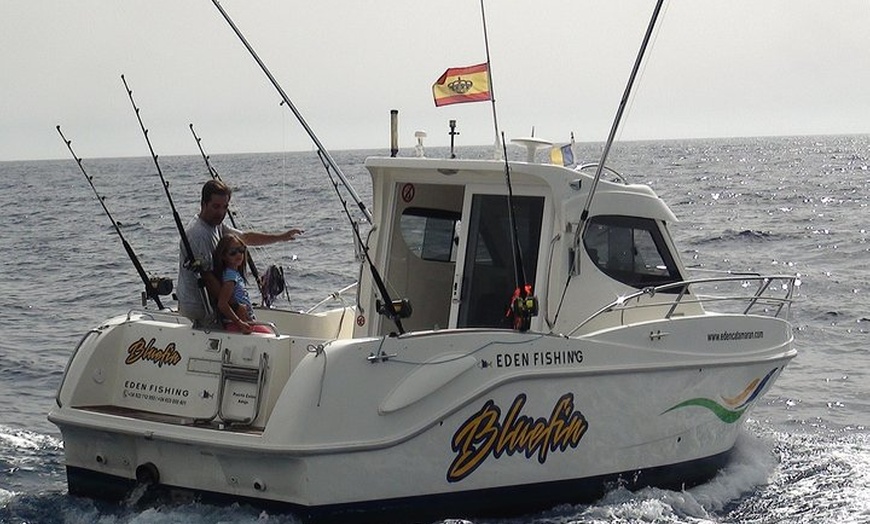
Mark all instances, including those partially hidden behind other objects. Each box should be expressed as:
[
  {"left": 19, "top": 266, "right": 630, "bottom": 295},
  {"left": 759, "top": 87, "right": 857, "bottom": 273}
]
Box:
[{"left": 177, "top": 179, "right": 302, "bottom": 323}]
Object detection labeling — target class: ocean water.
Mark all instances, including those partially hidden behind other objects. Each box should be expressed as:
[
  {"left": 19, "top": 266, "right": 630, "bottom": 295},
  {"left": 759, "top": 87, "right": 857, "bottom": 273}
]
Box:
[{"left": 1, "top": 135, "right": 868, "bottom": 523}]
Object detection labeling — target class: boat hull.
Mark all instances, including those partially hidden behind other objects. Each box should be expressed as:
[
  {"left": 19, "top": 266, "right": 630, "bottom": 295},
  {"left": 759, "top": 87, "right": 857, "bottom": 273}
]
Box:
[
  {"left": 50, "top": 314, "right": 793, "bottom": 523},
  {"left": 63, "top": 449, "right": 732, "bottom": 523}
]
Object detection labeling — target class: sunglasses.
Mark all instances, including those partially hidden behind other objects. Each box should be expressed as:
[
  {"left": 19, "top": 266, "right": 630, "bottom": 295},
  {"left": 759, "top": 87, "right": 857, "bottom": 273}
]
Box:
[{"left": 228, "top": 247, "right": 246, "bottom": 256}]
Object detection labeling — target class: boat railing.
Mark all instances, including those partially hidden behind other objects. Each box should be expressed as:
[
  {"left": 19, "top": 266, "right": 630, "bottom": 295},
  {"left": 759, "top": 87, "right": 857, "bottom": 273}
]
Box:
[
  {"left": 305, "top": 282, "right": 358, "bottom": 314},
  {"left": 125, "top": 308, "right": 189, "bottom": 324},
  {"left": 575, "top": 163, "right": 628, "bottom": 184},
  {"left": 125, "top": 308, "right": 280, "bottom": 336},
  {"left": 568, "top": 273, "right": 798, "bottom": 336}
]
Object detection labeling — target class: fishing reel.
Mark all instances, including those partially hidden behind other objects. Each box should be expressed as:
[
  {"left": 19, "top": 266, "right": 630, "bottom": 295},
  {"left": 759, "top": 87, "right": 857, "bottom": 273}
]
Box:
[
  {"left": 377, "top": 298, "right": 413, "bottom": 320},
  {"left": 508, "top": 285, "right": 538, "bottom": 332},
  {"left": 142, "top": 277, "right": 174, "bottom": 306},
  {"left": 511, "top": 294, "right": 539, "bottom": 318}
]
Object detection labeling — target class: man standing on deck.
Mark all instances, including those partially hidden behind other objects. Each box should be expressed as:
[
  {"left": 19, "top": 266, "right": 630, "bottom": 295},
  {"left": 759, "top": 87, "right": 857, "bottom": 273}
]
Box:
[{"left": 176, "top": 179, "right": 302, "bottom": 324}]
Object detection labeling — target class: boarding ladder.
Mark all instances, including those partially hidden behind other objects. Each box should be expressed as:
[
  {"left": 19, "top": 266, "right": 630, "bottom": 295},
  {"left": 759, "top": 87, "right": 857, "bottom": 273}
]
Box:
[{"left": 216, "top": 346, "right": 269, "bottom": 426}]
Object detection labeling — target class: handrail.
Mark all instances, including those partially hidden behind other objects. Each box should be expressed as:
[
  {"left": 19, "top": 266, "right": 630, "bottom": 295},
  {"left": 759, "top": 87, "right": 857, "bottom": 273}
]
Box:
[
  {"left": 305, "top": 282, "right": 358, "bottom": 314},
  {"left": 126, "top": 309, "right": 188, "bottom": 324},
  {"left": 568, "top": 274, "right": 797, "bottom": 336},
  {"left": 250, "top": 321, "right": 281, "bottom": 337},
  {"left": 576, "top": 163, "right": 628, "bottom": 184}
]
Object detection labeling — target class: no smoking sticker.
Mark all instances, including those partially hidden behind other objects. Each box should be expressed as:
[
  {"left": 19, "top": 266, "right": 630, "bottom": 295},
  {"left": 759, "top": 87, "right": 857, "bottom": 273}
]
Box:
[{"left": 401, "top": 183, "right": 415, "bottom": 203}]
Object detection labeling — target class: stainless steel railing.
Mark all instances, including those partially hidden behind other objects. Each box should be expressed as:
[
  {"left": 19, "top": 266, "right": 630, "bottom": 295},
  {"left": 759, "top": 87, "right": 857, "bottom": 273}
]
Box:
[{"left": 568, "top": 273, "right": 798, "bottom": 336}]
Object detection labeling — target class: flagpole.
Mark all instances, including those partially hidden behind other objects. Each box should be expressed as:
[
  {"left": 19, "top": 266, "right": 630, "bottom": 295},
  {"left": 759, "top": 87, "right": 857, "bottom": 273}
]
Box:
[{"left": 479, "top": 0, "right": 502, "bottom": 159}]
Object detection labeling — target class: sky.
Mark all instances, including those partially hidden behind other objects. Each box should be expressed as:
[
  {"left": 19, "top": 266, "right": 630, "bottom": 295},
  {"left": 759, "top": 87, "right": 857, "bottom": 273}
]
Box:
[{"left": 2, "top": 0, "right": 870, "bottom": 161}]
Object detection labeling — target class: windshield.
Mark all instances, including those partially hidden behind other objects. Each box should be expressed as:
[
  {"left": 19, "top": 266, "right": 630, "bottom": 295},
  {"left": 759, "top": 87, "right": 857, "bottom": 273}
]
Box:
[{"left": 583, "top": 215, "right": 682, "bottom": 289}]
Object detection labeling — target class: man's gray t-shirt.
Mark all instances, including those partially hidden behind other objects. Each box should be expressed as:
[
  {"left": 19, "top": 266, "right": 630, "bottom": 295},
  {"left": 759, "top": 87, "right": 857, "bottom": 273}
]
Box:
[{"left": 177, "top": 215, "right": 241, "bottom": 321}]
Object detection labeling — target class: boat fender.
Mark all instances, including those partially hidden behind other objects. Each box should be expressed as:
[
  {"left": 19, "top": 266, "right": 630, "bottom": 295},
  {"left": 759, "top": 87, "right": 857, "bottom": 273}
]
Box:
[{"left": 135, "top": 463, "right": 160, "bottom": 486}]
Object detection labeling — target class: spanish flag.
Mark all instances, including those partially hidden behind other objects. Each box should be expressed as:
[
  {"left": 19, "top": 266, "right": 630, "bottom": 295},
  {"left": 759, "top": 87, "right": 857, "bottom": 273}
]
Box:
[{"left": 432, "top": 63, "right": 491, "bottom": 107}]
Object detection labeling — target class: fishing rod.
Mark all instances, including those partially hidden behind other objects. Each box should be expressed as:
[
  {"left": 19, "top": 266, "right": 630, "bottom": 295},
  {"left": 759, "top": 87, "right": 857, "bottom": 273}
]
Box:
[
  {"left": 121, "top": 74, "right": 213, "bottom": 316},
  {"left": 314, "top": 149, "right": 409, "bottom": 335},
  {"left": 208, "top": 1, "right": 411, "bottom": 332},
  {"left": 574, "top": 0, "right": 666, "bottom": 248},
  {"left": 500, "top": 132, "right": 537, "bottom": 331},
  {"left": 188, "top": 123, "right": 269, "bottom": 302},
  {"left": 209, "top": 0, "right": 372, "bottom": 225},
  {"left": 56, "top": 125, "right": 172, "bottom": 310},
  {"left": 551, "top": 0, "right": 665, "bottom": 329}
]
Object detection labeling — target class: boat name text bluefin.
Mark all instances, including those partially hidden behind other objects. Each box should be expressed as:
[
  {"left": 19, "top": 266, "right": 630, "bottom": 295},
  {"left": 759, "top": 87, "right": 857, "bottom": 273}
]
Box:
[
  {"left": 125, "top": 337, "right": 182, "bottom": 367},
  {"left": 447, "top": 393, "right": 589, "bottom": 482},
  {"left": 494, "top": 349, "right": 583, "bottom": 368}
]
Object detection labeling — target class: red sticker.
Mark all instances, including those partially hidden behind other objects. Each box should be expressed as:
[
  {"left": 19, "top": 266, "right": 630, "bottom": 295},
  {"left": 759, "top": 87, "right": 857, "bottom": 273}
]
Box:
[
  {"left": 401, "top": 183, "right": 415, "bottom": 203},
  {"left": 356, "top": 315, "right": 366, "bottom": 326}
]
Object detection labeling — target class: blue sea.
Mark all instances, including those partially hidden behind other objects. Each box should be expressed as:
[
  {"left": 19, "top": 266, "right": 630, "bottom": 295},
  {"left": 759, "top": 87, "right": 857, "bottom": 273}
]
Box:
[{"left": 1, "top": 135, "right": 868, "bottom": 523}]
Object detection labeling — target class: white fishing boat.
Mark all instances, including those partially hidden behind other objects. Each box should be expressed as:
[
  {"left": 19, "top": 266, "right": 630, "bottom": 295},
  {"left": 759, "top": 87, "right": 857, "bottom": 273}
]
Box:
[
  {"left": 49, "top": 2, "right": 797, "bottom": 523},
  {"left": 48, "top": 151, "right": 797, "bottom": 521}
]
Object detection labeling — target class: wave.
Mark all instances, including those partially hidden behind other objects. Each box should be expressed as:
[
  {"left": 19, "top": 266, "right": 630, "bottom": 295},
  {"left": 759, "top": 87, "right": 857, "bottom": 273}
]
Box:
[
  {"left": 0, "top": 426, "right": 61, "bottom": 453},
  {"left": 728, "top": 428, "right": 870, "bottom": 523},
  {"left": 0, "top": 491, "right": 303, "bottom": 524},
  {"left": 0, "top": 429, "right": 775, "bottom": 524},
  {"left": 451, "top": 429, "right": 777, "bottom": 524},
  {"left": 690, "top": 229, "right": 777, "bottom": 246}
]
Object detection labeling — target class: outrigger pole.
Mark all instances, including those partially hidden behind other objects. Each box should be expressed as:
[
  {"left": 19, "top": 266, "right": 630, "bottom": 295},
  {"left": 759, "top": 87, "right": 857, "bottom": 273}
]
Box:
[
  {"left": 188, "top": 123, "right": 266, "bottom": 299},
  {"left": 56, "top": 125, "right": 171, "bottom": 310},
  {"left": 210, "top": 0, "right": 372, "bottom": 225},
  {"left": 574, "top": 0, "right": 666, "bottom": 251},
  {"left": 121, "top": 74, "right": 213, "bottom": 317},
  {"left": 551, "top": 0, "right": 665, "bottom": 328}
]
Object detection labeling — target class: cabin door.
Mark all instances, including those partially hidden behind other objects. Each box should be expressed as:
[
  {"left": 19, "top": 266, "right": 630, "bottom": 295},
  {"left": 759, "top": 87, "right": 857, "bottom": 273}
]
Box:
[
  {"left": 451, "top": 192, "right": 545, "bottom": 329},
  {"left": 377, "top": 183, "right": 464, "bottom": 335}
]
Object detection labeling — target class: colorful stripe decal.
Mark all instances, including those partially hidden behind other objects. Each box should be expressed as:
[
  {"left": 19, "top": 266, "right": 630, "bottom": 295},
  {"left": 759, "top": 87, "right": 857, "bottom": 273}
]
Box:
[{"left": 662, "top": 368, "right": 779, "bottom": 423}]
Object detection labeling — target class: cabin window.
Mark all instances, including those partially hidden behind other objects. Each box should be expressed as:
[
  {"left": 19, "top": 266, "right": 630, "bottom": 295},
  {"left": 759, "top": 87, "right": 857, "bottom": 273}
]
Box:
[
  {"left": 400, "top": 207, "right": 460, "bottom": 262},
  {"left": 583, "top": 215, "right": 682, "bottom": 288}
]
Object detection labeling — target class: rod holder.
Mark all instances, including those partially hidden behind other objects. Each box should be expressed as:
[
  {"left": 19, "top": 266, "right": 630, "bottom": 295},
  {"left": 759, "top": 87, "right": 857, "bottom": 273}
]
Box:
[
  {"left": 390, "top": 110, "right": 398, "bottom": 158},
  {"left": 449, "top": 119, "right": 459, "bottom": 159}
]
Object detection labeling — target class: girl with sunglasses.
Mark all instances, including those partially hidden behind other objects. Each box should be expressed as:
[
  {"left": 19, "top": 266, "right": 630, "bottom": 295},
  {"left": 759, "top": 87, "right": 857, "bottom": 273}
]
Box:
[{"left": 213, "top": 234, "right": 271, "bottom": 334}]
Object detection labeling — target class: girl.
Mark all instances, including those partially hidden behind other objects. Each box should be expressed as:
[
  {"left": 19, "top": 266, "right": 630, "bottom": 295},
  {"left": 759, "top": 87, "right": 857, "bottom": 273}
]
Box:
[{"left": 213, "top": 234, "right": 271, "bottom": 334}]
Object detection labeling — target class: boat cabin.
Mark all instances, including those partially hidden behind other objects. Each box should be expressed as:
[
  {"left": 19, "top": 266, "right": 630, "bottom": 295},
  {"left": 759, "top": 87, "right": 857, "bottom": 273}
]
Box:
[{"left": 355, "top": 155, "right": 686, "bottom": 338}]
